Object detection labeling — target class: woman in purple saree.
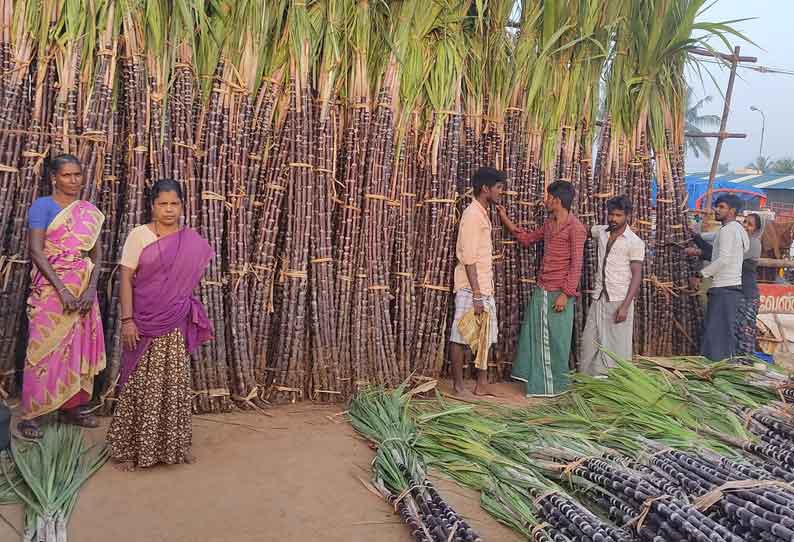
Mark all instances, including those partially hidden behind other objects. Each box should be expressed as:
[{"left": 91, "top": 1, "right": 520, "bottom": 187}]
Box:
[{"left": 107, "top": 179, "right": 213, "bottom": 469}]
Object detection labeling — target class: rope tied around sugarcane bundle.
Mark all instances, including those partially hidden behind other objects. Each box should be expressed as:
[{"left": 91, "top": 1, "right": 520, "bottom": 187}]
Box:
[
  {"left": 21, "top": 149, "right": 49, "bottom": 174},
  {"left": 173, "top": 141, "right": 204, "bottom": 158},
  {"left": 231, "top": 386, "right": 262, "bottom": 409},
  {"left": 645, "top": 275, "right": 677, "bottom": 300},
  {"left": 420, "top": 283, "right": 451, "bottom": 293},
  {"left": 278, "top": 253, "right": 308, "bottom": 284},
  {"left": 0, "top": 255, "right": 30, "bottom": 290},
  {"left": 530, "top": 523, "right": 551, "bottom": 541},
  {"left": 229, "top": 263, "right": 256, "bottom": 292},
  {"left": 693, "top": 480, "right": 794, "bottom": 512},
  {"left": 562, "top": 456, "right": 590, "bottom": 478},
  {"left": 202, "top": 191, "right": 232, "bottom": 210},
  {"left": 625, "top": 495, "right": 673, "bottom": 533},
  {"left": 532, "top": 490, "right": 561, "bottom": 508}
]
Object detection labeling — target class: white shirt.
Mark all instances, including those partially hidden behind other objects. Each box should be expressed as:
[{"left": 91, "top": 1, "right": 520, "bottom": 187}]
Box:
[
  {"left": 591, "top": 225, "right": 645, "bottom": 303},
  {"left": 700, "top": 220, "right": 749, "bottom": 288}
]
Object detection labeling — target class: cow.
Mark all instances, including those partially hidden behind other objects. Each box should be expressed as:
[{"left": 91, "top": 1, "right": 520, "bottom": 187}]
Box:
[{"left": 760, "top": 219, "right": 794, "bottom": 282}]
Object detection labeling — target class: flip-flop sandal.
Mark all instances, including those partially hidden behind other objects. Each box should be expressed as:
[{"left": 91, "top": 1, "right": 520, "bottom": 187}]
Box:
[
  {"left": 17, "top": 420, "right": 43, "bottom": 440},
  {"left": 61, "top": 409, "right": 99, "bottom": 428}
]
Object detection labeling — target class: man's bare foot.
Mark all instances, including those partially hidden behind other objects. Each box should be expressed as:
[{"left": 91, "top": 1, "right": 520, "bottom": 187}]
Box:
[
  {"left": 446, "top": 385, "right": 473, "bottom": 400},
  {"left": 473, "top": 384, "right": 502, "bottom": 398}
]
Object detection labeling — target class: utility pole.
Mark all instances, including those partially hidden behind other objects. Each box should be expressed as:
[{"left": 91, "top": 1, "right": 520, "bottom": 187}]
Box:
[{"left": 686, "top": 46, "right": 758, "bottom": 213}]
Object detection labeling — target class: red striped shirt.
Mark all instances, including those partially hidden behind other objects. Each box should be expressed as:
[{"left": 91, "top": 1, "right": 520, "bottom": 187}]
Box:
[{"left": 515, "top": 214, "right": 587, "bottom": 297}]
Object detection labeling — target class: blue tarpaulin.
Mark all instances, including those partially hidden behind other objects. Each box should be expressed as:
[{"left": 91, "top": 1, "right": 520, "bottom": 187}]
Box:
[{"left": 651, "top": 172, "right": 782, "bottom": 209}]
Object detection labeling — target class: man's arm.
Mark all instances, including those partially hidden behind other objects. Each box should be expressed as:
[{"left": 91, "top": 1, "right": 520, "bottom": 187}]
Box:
[
  {"left": 700, "top": 227, "right": 739, "bottom": 279},
  {"left": 553, "top": 223, "right": 587, "bottom": 312},
  {"left": 497, "top": 206, "right": 543, "bottom": 247},
  {"left": 464, "top": 264, "right": 484, "bottom": 315},
  {"left": 457, "top": 216, "right": 485, "bottom": 315},
  {"left": 691, "top": 234, "right": 714, "bottom": 261},
  {"left": 616, "top": 261, "right": 642, "bottom": 323}
]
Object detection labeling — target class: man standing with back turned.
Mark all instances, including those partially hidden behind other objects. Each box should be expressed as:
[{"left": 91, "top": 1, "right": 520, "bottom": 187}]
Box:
[
  {"left": 580, "top": 195, "right": 645, "bottom": 375},
  {"left": 449, "top": 167, "right": 505, "bottom": 397},
  {"left": 690, "top": 194, "right": 749, "bottom": 361}
]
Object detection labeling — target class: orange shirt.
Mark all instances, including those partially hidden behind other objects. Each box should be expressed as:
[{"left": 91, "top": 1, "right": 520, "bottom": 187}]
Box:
[{"left": 454, "top": 200, "right": 494, "bottom": 296}]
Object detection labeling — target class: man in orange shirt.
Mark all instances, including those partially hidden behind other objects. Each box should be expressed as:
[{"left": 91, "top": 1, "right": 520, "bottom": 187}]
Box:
[{"left": 449, "top": 167, "right": 504, "bottom": 396}]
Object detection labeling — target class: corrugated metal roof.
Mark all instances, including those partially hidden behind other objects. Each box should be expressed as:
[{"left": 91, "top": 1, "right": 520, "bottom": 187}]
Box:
[{"left": 687, "top": 172, "right": 794, "bottom": 190}]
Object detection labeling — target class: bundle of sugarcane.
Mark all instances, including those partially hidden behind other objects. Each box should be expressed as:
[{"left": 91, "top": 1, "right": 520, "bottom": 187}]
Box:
[
  {"left": 306, "top": 0, "right": 343, "bottom": 402},
  {"left": 268, "top": 2, "right": 316, "bottom": 403},
  {"left": 505, "top": 2, "right": 548, "bottom": 363},
  {"left": 73, "top": 1, "right": 117, "bottom": 204},
  {"left": 644, "top": 445, "right": 794, "bottom": 542},
  {"left": 408, "top": 392, "right": 634, "bottom": 542},
  {"left": 391, "top": 120, "right": 419, "bottom": 378},
  {"left": 536, "top": 448, "right": 743, "bottom": 542},
  {"left": 385, "top": 1, "right": 430, "bottom": 380},
  {"left": 412, "top": 2, "right": 467, "bottom": 377},
  {"left": 331, "top": 0, "right": 371, "bottom": 395},
  {"left": 348, "top": 1, "right": 402, "bottom": 388},
  {"left": 0, "top": 0, "right": 52, "bottom": 393},
  {"left": 246, "top": 1, "right": 288, "bottom": 389},
  {"left": 412, "top": 109, "right": 463, "bottom": 378},
  {"left": 349, "top": 67, "right": 400, "bottom": 388},
  {"left": 348, "top": 385, "right": 483, "bottom": 542},
  {"left": 206, "top": 1, "right": 291, "bottom": 409},
  {"left": 2, "top": 425, "right": 108, "bottom": 542}
]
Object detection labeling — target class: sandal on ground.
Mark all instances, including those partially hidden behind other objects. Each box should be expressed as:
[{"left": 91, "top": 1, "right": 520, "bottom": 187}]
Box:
[
  {"left": 60, "top": 408, "right": 99, "bottom": 428},
  {"left": 17, "top": 420, "right": 43, "bottom": 439}
]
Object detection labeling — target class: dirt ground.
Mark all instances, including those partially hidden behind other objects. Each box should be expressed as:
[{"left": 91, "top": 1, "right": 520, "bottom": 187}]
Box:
[{"left": 0, "top": 380, "right": 527, "bottom": 542}]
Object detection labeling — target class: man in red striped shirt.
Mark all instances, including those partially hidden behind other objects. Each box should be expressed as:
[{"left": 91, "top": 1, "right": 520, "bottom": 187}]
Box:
[{"left": 498, "top": 181, "right": 587, "bottom": 396}]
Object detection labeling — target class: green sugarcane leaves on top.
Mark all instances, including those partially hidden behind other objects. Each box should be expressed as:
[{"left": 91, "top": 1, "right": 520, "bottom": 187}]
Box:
[{"left": 3, "top": 425, "right": 108, "bottom": 539}]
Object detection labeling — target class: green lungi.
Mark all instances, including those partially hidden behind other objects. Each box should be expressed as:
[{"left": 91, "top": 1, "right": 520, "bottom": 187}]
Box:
[{"left": 512, "top": 287, "right": 575, "bottom": 396}]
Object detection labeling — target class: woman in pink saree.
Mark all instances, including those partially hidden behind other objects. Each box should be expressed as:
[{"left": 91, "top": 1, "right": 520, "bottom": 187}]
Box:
[
  {"left": 19, "top": 154, "right": 106, "bottom": 439},
  {"left": 107, "top": 179, "right": 213, "bottom": 469}
]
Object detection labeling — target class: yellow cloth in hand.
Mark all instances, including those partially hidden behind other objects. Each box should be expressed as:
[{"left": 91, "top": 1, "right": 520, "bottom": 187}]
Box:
[{"left": 457, "top": 308, "right": 491, "bottom": 371}]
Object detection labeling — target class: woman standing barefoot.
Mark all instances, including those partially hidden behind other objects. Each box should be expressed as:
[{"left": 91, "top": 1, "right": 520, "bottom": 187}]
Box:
[
  {"left": 107, "top": 179, "right": 213, "bottom": 469},
  {"left": 18, "top": 154, "right": 105, "bottom": 439}
]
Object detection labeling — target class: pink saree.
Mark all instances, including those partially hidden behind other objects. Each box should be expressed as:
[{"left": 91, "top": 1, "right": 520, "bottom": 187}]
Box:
[{"left": 22, "top": 200, "right": 106, "bottom": 419}]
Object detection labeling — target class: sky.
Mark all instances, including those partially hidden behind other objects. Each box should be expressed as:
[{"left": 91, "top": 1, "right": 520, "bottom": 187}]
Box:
[{"left": 686, "top": 0, "right": 794, "bottom": 173}]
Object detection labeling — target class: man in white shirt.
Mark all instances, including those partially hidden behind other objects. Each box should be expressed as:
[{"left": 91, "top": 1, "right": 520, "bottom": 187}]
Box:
[
  {"left": 691, "top": 194, "right": 749, "bottom": 361},
  {"left": 580, "top": 195, "right": 645, "bottom": 375}
]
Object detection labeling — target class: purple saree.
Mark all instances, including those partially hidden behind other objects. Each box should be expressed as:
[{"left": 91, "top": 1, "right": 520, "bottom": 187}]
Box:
[{"left": 119, "top": 227, "right": 213, "bottom": 388}]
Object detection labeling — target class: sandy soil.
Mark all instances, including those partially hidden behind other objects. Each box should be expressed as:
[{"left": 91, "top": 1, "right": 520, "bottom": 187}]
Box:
[{"left": 0, "top": 380, "right": 527, "bottom": 542}]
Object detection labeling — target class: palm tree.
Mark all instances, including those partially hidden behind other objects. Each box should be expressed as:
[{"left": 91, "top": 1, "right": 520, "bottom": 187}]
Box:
[
  {"left": 747, "top": 156, "right": 774, "bottom": 173},
  {"left": 773, "top": 157, "right": 794, "bottom": 174},
  {"left": 685, "top": 88, "right": 721, "bottom": 159}
]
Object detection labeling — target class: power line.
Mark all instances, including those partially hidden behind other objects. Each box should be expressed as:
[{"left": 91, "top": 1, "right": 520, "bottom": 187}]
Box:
[{"left": 696, "top": 58, "right": 794, "bottom": 77}]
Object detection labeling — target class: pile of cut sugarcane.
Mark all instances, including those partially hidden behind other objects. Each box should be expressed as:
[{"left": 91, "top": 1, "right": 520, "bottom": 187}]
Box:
[
  {"left": 349, "top": 357, "right": 794, "bottom": 542},
  {"left": 0, "top": 0, "right": 749, "bottom": 409}
]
